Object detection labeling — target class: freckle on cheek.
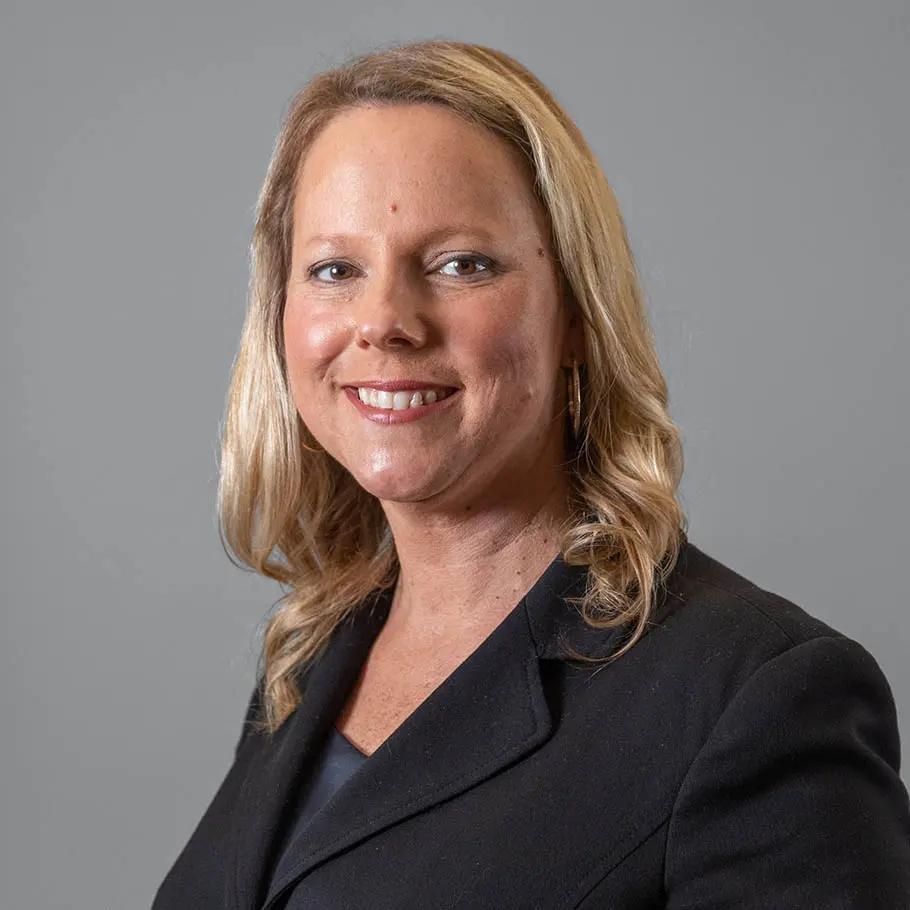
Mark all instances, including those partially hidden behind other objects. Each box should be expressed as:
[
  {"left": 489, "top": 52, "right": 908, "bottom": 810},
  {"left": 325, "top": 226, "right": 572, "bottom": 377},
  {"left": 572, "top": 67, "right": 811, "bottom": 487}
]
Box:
[{"left": 537, "top": 248, "right": 544, "bottom": 257}]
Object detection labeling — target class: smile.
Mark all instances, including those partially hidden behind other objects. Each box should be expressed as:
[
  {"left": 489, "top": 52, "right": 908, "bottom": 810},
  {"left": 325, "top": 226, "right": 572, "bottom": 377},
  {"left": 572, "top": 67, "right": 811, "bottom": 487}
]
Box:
[
  {"left": 355, "top": 386, "right": 454, "bottom": 410},
  {"left": 343, "top": 384, "right": 460, "bottom": 424}
]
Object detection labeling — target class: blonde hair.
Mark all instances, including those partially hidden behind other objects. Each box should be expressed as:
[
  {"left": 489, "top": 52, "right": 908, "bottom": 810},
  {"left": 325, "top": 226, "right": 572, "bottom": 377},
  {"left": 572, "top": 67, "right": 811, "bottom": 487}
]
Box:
[{"left": 218, "top": 40, "right": 687, "bottom": 733}]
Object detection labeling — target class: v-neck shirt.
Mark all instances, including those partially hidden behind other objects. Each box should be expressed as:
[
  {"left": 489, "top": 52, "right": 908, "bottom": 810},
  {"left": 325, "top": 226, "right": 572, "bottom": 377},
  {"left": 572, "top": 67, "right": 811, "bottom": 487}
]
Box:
[
  {"left": 285, "top": 724, "right": 369, "bottom": 846},
  {"left": 265, "top": 723, "right": 369, "bottom": 906}
]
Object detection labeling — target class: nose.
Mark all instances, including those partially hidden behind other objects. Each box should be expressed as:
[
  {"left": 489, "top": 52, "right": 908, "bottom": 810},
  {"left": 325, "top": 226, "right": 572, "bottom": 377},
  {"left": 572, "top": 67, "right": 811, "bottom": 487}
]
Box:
[{"left": 353, "top": 271, "right": 428, "bottom": 351}]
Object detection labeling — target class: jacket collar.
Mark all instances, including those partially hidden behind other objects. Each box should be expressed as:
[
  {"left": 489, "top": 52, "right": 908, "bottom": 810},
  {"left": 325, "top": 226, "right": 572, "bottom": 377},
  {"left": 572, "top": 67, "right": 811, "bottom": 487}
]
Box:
[
  {"left": 231, "top": 550, "right": 680, "bottom": 910},
  {"left": 527, "top": 548, "right": 681, "bottom": 660}
]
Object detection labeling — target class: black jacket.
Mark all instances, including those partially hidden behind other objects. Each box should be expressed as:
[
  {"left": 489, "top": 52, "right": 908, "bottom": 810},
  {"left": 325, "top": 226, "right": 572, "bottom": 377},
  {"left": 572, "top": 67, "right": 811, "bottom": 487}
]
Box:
[{"left": 153, "top": 542, "right": 910, "bottom": 908}]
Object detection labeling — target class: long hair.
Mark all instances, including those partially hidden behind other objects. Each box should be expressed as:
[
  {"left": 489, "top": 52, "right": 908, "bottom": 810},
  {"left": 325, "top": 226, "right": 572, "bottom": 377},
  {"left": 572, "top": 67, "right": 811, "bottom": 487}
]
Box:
[{"left": 218, "top": 40, "right": 687, "bottom": 733}]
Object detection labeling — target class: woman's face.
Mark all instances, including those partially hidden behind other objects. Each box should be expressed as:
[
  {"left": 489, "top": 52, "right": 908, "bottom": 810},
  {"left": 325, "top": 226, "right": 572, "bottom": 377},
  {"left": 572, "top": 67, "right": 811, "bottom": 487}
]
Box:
[{"left": 283, "top": 103, "right": 574, "bottom": 509}]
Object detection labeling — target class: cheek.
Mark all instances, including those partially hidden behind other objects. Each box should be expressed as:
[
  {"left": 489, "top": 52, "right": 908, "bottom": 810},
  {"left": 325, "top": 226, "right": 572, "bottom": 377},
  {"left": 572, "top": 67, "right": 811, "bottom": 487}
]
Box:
[
  {"left": 283, "top": 305, "right": 348, "bottom": 386},
  {"left": 454, "top": 298, "right": 562, "bottom": 404}
]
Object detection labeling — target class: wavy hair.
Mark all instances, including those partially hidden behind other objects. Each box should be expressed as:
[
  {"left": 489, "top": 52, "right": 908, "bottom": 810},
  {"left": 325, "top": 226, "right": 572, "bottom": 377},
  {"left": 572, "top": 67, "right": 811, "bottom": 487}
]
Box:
[{"left": 218, "top": 40, "right": 687, "bottom": 733}]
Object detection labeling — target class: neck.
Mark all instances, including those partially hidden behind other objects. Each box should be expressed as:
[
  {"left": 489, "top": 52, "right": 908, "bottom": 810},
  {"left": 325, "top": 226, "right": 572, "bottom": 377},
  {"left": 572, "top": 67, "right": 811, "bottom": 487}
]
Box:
[{"left": 379, "top": 470, "right": 573, "bottom": 642}]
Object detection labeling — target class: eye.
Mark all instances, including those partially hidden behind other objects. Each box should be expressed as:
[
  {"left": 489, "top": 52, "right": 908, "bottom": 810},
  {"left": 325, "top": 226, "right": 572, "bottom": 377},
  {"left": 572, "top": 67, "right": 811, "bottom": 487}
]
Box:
[
  {"left": 308, "top": 261, "right": 357, "bottom": 282},
  {"left": 437, "top": 255, "right": 494, "bottom": 278}
]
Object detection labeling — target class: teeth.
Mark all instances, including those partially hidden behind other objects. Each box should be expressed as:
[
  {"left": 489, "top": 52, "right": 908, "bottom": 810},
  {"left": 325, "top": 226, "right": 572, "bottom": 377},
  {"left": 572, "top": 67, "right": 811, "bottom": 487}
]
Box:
[{"left": 356, "top": 387, "right": 450, "bottom": 410}]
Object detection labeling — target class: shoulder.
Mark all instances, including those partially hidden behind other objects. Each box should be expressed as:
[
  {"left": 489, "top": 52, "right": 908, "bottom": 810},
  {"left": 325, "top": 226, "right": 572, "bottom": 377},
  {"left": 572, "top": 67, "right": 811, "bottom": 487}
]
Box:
[
  {"left": 646, "top": 544, "right": 910, "bottom": 902},
  {"left": 618, "top": 541, "right": 903, "bottom": 772},
  {"left": 662, "top": 540, "right": 844, "bottom": 647},
  {"left": 649, "top": 540, "right": 886, "bottom": 690}
]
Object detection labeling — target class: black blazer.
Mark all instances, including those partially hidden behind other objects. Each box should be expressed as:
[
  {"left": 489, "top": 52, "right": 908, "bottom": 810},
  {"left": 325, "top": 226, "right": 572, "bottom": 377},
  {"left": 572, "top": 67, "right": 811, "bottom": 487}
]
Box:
[{"left": 153, "top": 542, "right": 910, "bottom": 908}]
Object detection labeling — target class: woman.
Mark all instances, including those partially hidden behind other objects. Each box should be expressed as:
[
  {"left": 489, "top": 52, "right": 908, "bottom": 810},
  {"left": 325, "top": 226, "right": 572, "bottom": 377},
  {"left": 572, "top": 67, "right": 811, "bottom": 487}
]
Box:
[{"left": 153, "top": 41, "right": 910, "bottom": 908}]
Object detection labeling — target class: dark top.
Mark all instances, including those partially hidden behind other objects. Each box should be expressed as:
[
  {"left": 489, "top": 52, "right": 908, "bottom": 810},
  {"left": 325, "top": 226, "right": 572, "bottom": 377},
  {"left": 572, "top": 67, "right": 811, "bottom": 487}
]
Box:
[
  {"left": 152, "top": 542, "right": 910, "bottom": 909},
  {"left": 267, "top": 725, "right": 369, "bottom": 905}
]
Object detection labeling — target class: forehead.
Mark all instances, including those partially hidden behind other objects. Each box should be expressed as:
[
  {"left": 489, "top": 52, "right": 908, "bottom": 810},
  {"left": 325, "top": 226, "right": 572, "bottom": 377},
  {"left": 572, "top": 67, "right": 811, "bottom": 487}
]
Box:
[{"left": 292, "top": 103, "right": 545, "bottom": 237}]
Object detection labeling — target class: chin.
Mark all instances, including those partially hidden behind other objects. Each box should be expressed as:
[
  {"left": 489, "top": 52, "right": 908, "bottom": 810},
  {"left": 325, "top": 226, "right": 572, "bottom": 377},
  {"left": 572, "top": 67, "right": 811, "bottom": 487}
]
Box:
[
  {"left": 345, "top": 453, "right": 454, "bottom": 504},
  {"left": 350, "top": 471, "right": 443, "bottom": 504}
]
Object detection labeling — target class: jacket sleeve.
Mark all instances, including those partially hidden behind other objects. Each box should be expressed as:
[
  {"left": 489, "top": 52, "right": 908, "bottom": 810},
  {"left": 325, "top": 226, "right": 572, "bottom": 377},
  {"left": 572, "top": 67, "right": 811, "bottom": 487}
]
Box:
[{"left": 664, "top": 635, "right": 910, "bottom": 908}]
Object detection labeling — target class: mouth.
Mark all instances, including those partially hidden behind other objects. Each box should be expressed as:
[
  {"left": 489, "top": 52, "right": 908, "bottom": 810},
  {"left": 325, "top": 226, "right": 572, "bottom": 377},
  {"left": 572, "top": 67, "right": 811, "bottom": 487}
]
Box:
[{"left": 343, "top": 382, "right": 461, "bottom": 424}]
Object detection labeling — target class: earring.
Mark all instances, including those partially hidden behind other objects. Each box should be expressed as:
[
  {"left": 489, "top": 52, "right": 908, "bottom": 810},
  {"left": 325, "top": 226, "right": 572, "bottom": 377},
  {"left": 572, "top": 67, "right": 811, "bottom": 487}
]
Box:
[
  {"left": 300, "top": 431, "right": 324, "bottom": 454},
  {"left": 567, "top": 359, "right": 582, "bottom": 440}
]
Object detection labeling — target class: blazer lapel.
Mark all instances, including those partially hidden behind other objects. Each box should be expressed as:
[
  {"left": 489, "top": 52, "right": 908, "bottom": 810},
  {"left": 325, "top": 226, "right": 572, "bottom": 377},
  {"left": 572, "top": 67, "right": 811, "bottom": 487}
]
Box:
[
  {"left": 257, "top": 555, "right": 602, "bottom": 909},
  {"left": 229, "top": 590, "right": 394, "bottom": 910}
]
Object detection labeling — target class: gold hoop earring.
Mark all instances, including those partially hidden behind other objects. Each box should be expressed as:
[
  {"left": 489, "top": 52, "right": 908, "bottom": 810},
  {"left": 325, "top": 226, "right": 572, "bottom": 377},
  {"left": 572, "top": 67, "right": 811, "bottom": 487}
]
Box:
[
  {"left": 567, "top": 359, "right": 582, "bottom": 440},
  {"left": 300, "top": 433, "right": 324, "bottom": 454}
]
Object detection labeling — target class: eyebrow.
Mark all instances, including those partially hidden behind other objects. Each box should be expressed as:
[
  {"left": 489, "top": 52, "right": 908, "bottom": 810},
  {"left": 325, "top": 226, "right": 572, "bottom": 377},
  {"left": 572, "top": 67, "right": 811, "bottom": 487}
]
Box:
[{"left": 297, "top": 224, "right": 502, "bottom": 250}]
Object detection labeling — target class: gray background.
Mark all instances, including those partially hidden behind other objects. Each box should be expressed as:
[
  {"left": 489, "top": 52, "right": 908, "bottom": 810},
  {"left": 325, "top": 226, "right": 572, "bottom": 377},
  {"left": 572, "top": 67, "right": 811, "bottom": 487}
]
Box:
[{"left": 2, "top": 1, "right": 907, "bottom": 906}]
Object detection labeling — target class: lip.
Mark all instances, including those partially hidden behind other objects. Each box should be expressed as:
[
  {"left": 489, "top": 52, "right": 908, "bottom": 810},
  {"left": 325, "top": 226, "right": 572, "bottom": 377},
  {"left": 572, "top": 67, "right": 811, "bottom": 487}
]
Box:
[{"left": 344, "top": 386, "right": 461, "bottom": 424}]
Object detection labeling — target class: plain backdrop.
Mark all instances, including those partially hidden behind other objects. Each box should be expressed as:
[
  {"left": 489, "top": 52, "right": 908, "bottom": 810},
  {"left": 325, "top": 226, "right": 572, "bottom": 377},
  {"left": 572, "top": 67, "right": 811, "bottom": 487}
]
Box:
[{"left": 2, "top": 1, "right": 907, "bottom": 907}]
